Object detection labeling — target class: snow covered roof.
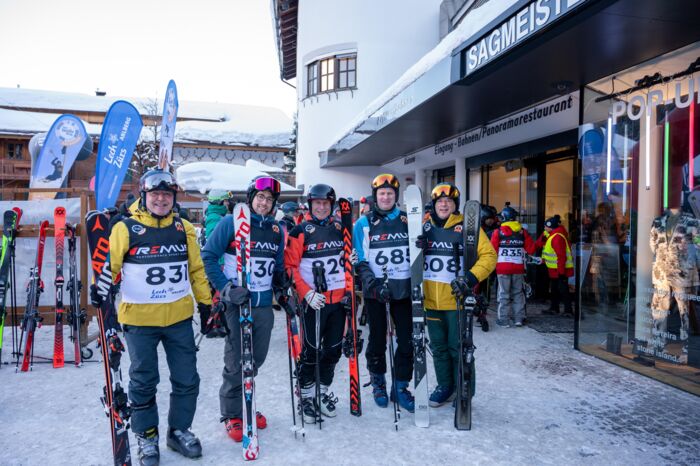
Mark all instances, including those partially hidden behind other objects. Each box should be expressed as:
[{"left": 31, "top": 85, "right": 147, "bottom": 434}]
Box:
[
  {"left": 0, "top": 87, "right": 293, "bottom": 148},
  {"left": 176, "top": 161, "right": 298, "bottom": 195},
  {"left": 328, "top": 0, "right": 518, "bottom": 152}
]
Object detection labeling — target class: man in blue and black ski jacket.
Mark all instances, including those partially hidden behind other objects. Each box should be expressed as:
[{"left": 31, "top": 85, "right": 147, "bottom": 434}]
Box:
[
  {"left": 353, "top": 173, "right": 414, "bottom": 413},
  {"left": 201, "top": 176, "right": 286, "bottom": 443}
]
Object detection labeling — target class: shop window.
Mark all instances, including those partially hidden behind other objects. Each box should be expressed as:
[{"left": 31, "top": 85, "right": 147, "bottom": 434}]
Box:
[
  {"left": 579, "top": 41, "right": 700, "bottom": 393},
  {"left": 6, "top": 143, "right": 22, "bottom": 159},
  {"left": 306, "top": 53, "right": 357, "bottom": 97}
]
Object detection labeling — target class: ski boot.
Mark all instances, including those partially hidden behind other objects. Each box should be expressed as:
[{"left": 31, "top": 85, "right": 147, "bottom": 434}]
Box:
[
  {"left": 166, "top": 428, "right": 202, "bottom": 459},
  {"left": 135, "top": 427, "right": 160, "bottom": 466},
  {"left": 299, "top": 397, "right": 319, "bottom": 423},
  {"left": 225, "top": 418, "right": 243, "bottom": 443},
  {"left": 317, "top": 391, "right": 338, "bottom": 417},
  {"left": 369, "top": 372, "right": 388, "bottom": 408},
  {"left": 391, "top": 381, "right": 415, "bottom": 413},
  {"left": 429, "top": 385, "right": 455, "bottom": 407}
]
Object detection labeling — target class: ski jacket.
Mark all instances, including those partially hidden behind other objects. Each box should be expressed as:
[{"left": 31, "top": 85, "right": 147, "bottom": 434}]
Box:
[
  {"left": 536, "top": 226, "right": 574, "bottom": 278},
  {"left": 490, "top": 221, "right": 535, "bottom": 275},
  {"left": 110, "top": 206, "right": 212, "bottom": 327},
  {"left": 353, "top": 206, "right": 411, "bottom": 300},
  {"left": 201, "top": 212, "right": 285, "bottom": 308},
  {"left": 423, "top": 213, "right": 497, "bottom": 311},
  {"left": 285, "top": 217, "right": 349, "bottom": 305},
  {"left": 204, "top": 203, "right": 228, "bottom": 239}
]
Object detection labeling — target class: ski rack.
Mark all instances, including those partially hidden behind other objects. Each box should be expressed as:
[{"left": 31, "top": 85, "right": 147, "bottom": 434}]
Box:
[{"left": 0, "top": 188, "right": 95, "bottom": 362}]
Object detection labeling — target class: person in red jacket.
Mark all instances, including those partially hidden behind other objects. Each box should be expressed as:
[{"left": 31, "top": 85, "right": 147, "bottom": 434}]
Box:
[
  {"left": 536, "top": 215, "right": 574, "bottom": 315},
  {"left": 490, "top": 203, "right": 535, "bottom": 327}
]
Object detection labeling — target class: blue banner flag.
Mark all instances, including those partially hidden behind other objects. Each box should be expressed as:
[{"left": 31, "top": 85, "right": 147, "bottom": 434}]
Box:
[
  {"left": 157, "top": 80, "right": 178, "bottom": 170},
  {"left": 95, "top": 100, "right": 143, "bottom": 210},
  {"left": 31, "top": 114, "right": 89, "bottom": 191}
]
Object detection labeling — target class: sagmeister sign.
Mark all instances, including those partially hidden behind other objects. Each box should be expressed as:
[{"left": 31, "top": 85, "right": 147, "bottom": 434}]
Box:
[{"left": 464, "top": 0, "right": 589, "bottom": 77}]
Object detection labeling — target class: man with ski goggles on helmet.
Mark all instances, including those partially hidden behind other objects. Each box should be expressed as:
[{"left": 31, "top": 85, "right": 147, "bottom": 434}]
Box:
[
  {"left": 201, "top": 175, "right": 286, "bottom": 443},
  {"left": 285, "top": 183, "right": 349, "bottom": 423},
  {"left": 106, "top": 168, "right": 212, "bottom": 464},
  {"left": 353, "top": 174, "right": 416, "bottom": 413},
  {"left": 415, "top": 182, "right": 496, "bottom": 408}
]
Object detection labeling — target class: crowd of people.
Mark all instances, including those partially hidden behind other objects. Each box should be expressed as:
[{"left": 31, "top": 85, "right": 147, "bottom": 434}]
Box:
[{"left": 100, "top": 168, "right": 574, "bottom": 465}]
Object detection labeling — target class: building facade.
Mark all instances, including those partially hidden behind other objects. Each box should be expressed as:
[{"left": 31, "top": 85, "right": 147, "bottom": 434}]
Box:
[{"left": 274, "top": 0, "right": 700, "bottom": 394}]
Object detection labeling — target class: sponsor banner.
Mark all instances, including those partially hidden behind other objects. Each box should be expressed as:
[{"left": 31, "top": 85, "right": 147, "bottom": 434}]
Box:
[
  {"left": 95, "top": 100, "right": 143, "bottom": 210},
  {"left": 31, "top": 114, "right": 89, "bottom": 194},
  {"left": 158, "top": 79, "right": 178, "bottom": 170}
]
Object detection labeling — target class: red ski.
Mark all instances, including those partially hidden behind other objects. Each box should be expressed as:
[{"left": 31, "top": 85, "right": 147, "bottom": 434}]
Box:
[{"left": 53, "top": 207, "right": 66, "bottom": 368}]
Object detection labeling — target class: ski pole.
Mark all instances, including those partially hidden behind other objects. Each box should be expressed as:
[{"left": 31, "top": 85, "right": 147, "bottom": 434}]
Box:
[
  {"left": 311, "top": 264, "right": 327, "bottom": 429},
  {"left": 382, "top": 266, "right": 399, "bottom": 431}
]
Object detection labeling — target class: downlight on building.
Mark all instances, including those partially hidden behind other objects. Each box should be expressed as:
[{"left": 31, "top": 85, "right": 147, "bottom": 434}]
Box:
[{"left": 272, "top": 0, "right": 700, "bottom": 394}]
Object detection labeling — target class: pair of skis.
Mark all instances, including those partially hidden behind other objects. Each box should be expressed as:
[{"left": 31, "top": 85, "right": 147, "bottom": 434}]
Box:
[{"left": 0, "top": 208, "right": 22, "bottom": 366}]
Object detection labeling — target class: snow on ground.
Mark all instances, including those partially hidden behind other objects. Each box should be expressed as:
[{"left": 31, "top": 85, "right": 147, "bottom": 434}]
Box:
[{"left": 1, "top": 311, "right": 698, "bottom": 466}]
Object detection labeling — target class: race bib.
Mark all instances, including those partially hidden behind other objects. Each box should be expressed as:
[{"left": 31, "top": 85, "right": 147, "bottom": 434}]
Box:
[
  {"left": 299, "top": 253, "right": 346, "bottom": 291},
  {"left": 368, "top": 246, "right": 411, "bottom": 280},
  {"left": 121, "top": 260, "right": 191, "bottom": 304},
  {"left": 223, "top": 253, "right": 274, "bottom": 292},
  {"left": 423, "top": 254, "right": 462, "bottom": 284},
  {"left": 498, "top": 247, "right": 525, "bottom": 264}
]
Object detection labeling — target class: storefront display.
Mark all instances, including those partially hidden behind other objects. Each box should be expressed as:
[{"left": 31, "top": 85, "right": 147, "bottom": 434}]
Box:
[{"left": 579, "top": 42, "right": 700, "bottom": 392}]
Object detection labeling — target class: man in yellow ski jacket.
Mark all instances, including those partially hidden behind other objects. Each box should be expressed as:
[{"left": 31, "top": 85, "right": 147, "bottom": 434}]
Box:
[{"left": 417, "top": 183, "right": 496, "bottom": 408}]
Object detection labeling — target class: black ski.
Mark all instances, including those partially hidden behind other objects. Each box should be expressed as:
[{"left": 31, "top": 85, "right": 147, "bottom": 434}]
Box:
[
  {"left": 86, "top": 210, "right": 131, "bottom": 465},
  {"left": 0, "top": 209, "right": 19, "bottom": 365},
  {"left": 454, "top": 200, "right": 480, "bottom": 430}
]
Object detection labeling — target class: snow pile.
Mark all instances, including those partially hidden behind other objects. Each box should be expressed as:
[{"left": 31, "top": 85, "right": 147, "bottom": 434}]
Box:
[
  {"left": 0, "top": 87, "right": 293, "bottom": 148},
  {"left": 176, "top": 161, "right": 296, "bottom": 194},
  {"left": 329, "top": 0, "right": 519, "bottom": 151}
]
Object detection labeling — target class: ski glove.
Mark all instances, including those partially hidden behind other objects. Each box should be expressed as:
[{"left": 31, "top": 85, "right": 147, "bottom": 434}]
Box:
[
  {"left": 349, "top": 248, "right": 359, "bottom": 266},
  {"left": 304, "top": 290, "right": 326, "bottom": 311},
  {"left": 220, "top": 281, "right": 250, "bottom": 305},
  {"left": 415, "top": 234, "right": 428, "bottom": 250},
  {"left": 90, "top": 284, "right": 104, "bottom": 307},
  {"left": 450, "top": 271, "right": 478, "bottom": 298},
  {"left": 276, "top": 291, "right": 299, "bottom": 316},
  {"left": 368, "top": 280, "right": 392, "bottom": 303},
  {"left": 198, "top": 303, "right": 211, "bottom": 329}
]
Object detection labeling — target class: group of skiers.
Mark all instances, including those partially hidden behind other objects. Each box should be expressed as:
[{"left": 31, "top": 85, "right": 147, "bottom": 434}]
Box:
[{"left": 100, "top": 167, "right": 573, "bottom": 465}]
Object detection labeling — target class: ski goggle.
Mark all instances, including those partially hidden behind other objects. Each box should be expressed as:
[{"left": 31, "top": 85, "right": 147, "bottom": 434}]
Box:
[
  {"left": 431, "top": 184, "right": 460, "bottom": 201},
  {"left": 371, "top": 173, "right": 400, "bottom": 190},
  {"left": 142, "top": 172, "right": 178, "bottom": 192},
  {"left": 253, "top": 177, "right": 281, "bottom": 196}
]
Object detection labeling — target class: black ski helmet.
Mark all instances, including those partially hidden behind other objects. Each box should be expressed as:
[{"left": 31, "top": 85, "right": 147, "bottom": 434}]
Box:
[
  {"left": 430, "top": 183, "right": 460, "bottom": 211},
  {"left": 499, "top": 202, "right": 518, "bottom": 222},
  {"left": 280, "top": 201, "right": 299, "bottom": 215},
  {"left": 307, "top": 184, "right": 336, "bottom": 211},
  {"left": 139, "top": 168, "right": 178, "bottom": 214},
  {"left": 371, "top": 173, "right": 400, "bottom": 199},
  {"left": 246, "top": 176, "right": 281, "bottom": 210},
  {"left": 480, "top": 204, "right": 497, "bottom": 220}
]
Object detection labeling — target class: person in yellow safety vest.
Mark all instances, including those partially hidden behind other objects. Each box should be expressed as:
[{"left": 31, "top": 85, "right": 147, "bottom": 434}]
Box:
[{"left": 536, "top": 214, "right": 574, "bottom": 316}]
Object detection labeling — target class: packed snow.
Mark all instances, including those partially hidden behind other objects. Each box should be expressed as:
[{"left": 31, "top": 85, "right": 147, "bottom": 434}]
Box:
[{"left": 1, "top": 310, "right": 697, "bottom": 465}]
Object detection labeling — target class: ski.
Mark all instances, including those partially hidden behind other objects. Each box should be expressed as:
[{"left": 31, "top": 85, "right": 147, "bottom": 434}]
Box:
[
  {"left": 66, "top": 222, "right": 88, "bottom": 366},
  {"left": 454, "top": 200, "right": 480, "bottom": 431},
  {"left": 0, "top": 210, "right": 19, "bottom": 366},
  {"left": 338, "top": 198, "right": 362, "bottom": 417},
  {"left": 53, "top": 206, "right": 66, "bottom": 368},
  {"left": 233, "top": 203, "right": 258, "bottom": 460},
  {"left": 282, "top": 275, "right": 304, "bottom": 437},
  {"left": 19, "top": 220, "right": 49, "bottom": 372},
  {"left": 405, "top": 185, "right": 429, "bottom": 427},
  {"left": 86, "top": 211, "right": 131, "bottom": 466}
]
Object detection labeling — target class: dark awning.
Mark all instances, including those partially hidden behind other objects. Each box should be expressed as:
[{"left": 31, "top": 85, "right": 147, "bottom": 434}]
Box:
[{"left": 323, "top": 0, "right": 700, "bottom": 167}]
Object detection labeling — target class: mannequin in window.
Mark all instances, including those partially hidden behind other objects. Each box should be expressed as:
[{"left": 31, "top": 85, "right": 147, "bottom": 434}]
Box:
[{"left": 649, "top": 206, "right": 700, "bottom": 361}]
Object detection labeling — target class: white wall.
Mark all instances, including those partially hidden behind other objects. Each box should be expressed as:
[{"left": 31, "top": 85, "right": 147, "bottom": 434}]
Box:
[{"left": 296, "top": 0, "right": 442, "bottom": 199}]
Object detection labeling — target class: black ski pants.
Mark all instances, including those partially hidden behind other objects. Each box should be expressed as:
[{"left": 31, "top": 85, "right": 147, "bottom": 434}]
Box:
[
  {"left": 220, "top": 305, "right": 274, "bottom": 420},
  {"left": 550, "top": 275, "right": 573, "bottom": 313},
  {"left": 364, "top": 297, "right": 413, "bottom": 382},
  {"left": 298, "top": 302, "right": 345, "bottom": 390},
  {"left": 123, "top": 318, "right": 199, "bottom": 434}
]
